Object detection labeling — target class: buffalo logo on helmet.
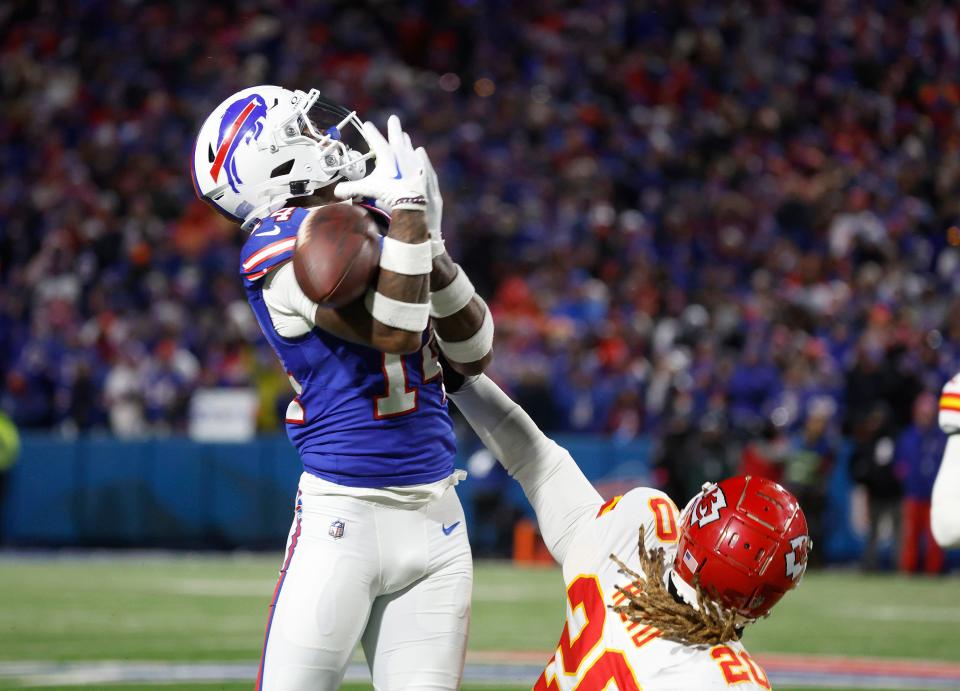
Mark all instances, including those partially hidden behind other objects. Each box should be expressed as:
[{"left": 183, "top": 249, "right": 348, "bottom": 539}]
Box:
[
  {"left": 209, "top": 94, "right": 269, "bottom": 193},
  {"left": 691, "top": 485, "right": 727, "bottom": 528},
  {"left": 784, "top": 534, "right": 810, "bottom": 582}
]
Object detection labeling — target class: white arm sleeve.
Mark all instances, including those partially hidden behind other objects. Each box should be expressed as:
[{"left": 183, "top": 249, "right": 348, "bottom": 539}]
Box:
[
  {"left": 449, "top": 375, "right": 602, "bottom": 564},
  {"left": 261, "top": 262, "right": 320, "bottom": 338},
  {"left": 932, "top": 435, "right": 960, "bottom": 548}
]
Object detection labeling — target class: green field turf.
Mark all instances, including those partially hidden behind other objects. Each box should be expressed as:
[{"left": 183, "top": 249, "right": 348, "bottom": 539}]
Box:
[{"left": 0, "top": 554, "right": 956, "bottom": 690}]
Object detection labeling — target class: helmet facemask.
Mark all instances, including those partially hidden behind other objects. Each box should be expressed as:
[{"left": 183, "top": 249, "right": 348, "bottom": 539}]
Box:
[
  {"left": 236, "top": 89, "right": 374, "bottom": 230},
  {"left": 281, "top": 89, "right": 371, "bottom": 182},
  {"left": 670, "top": 482, "right": 755, "bottom": 625}
]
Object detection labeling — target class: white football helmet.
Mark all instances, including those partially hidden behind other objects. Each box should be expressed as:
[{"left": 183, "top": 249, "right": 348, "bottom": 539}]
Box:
[{"left": 191, "top": 85, "right": 371, "bottom": 230}]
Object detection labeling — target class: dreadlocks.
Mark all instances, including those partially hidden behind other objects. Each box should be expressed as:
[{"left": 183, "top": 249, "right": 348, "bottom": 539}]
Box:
[{"left": 609, "top": 525, "right": 741, "bottom": 646}]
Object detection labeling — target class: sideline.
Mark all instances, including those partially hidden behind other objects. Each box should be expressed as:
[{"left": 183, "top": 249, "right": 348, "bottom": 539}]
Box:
[{"left": 2, "top": 652, "right": 960, "bottom": 689}]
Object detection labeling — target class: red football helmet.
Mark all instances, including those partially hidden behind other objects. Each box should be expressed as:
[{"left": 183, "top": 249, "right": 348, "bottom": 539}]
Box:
[{"left": 672, "top": 475, "right": 810, "bottom": 620}]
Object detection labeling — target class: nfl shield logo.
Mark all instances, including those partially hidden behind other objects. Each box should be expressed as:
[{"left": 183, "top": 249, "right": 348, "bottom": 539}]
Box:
[{"left": 329, "top": 519, "right": 345, "bottom": 540}]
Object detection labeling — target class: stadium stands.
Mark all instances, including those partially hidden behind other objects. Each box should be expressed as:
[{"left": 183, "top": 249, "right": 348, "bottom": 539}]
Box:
[{"left": 1, "top": 2, "right": 958, "bottom": 548}]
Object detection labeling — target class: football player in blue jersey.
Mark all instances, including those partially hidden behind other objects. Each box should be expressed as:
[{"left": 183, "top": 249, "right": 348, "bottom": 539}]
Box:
[{"left": 192, "top": 86, "right": 493, "bottom": 690}]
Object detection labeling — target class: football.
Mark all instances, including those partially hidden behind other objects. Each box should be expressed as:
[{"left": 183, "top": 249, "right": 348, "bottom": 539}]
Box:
[{"left": 292, "top": 204, "right": 381, "bottom": 307}]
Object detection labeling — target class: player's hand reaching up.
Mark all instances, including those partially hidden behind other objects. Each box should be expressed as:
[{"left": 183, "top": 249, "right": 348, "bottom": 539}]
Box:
[
  {"left": 334, "top": 115, "right": 427, "bottom": 213},
  {"left": 940, "top": 373, "right": 960, "bottom": 434},
  {"left": 416, "top": 146, "right": 445, "bottom": 258}
]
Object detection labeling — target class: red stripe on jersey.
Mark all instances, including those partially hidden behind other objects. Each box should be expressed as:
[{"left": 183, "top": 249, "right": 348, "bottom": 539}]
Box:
[
  {"left": 243, "top": 238, "right": 297, "bottom": 271},
  {"left": 596, "top": 495, "right": 623, "bottom": 518},
  {"left": 256, "top": 492, "right": 302, "bottom": 690},
  {"left": 246, "top": 268, "right": 271, "bottom": 281},
  {"left": 940, "top": 393, "right": 960, "bottom": 412}
]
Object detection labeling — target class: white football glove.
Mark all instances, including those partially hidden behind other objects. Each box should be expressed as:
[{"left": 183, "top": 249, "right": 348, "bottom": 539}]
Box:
[
  {"left": 416, "top": 146, "right": 445, "bottom": 258},
  {"left": 334, "top": 115, "right": 426, "bottom": 212},
  {"left": 940, "top": 373, "right": 960, "bottom": 434}
]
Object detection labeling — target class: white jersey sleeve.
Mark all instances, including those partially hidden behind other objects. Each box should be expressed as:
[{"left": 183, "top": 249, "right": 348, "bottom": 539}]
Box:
[
  {"left": 932, "top": 435, "right": 960, "bottom": 547},
  {"left": 933, "top": 379, "right": 960, "bottom": 547},
  {"left": 449, "top": 377, "right": 773, "bottom": 689},
  {"left": 562, "top": 486, "right": 682, "bottom": 579},
  {"left": 261, "top": 261, "right": 319, "bottom": 338},
  {"left": 535, "top": 487, "right": 772, "bottom": 691},
  {"left": 448, "top": 375, "right": 603, "bottom": 563}
]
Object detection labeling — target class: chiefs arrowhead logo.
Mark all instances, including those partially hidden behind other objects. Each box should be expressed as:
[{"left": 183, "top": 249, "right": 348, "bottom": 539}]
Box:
[
  {"left": 785, "top": 535, "right": 810, "bottom": 582},
  {"left": 692, "top": 486, "right": 727, "bottom": 528}
]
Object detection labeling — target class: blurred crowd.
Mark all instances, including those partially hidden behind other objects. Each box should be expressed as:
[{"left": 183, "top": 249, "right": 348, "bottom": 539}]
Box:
[{"left": 1, "top": 1, "right": 958, "bottom": 565}]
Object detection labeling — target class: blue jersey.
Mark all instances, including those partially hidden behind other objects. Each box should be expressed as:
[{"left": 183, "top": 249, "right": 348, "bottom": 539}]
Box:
[{"left": 239, "top": 205, "right": 456, "bottom": 487}]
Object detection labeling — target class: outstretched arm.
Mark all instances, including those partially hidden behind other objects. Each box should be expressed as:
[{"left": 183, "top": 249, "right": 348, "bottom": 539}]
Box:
[
  {"left": 933, "top": 376, "right": 960, "bottom": 547},
  {"left": 932, "top": 438, "right": 960, "bottom": 547},
  {"left": 332, "top": 115, "right": 433, "bottom": 354},
  {"left": 416, "top": 147, "right": 493, "bottom": 376},
  {"left": 363, "top": 207, "right": 429, "bottom": 354},
  {"left": 267, "top": 120, "right": 494, "bottom": 363},
  {"left": 449, "top": 374, "right": 601, "bottom": 564},
  {"left": 429, "top": 253, "right": 492, "bottom": 374}
]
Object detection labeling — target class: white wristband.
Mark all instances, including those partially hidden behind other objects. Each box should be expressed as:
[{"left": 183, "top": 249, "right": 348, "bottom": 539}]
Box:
[
  {"left": 365, "top": 290, "right": 430, "bottom": 332},
  {"left": 380, "top": 236, "right": 433, "bottom": 275},
  {"left": 941, "top": 408, "right": 960, "bottom": 434},
  {"left": 430, "top": 266, "right": 476, "bottom": 318},
  {"left": 437, "top": 301, "right": 494, "bottom": 362},
  {"left": 431, "top": 238, "right": 446, "bottom": 259}
]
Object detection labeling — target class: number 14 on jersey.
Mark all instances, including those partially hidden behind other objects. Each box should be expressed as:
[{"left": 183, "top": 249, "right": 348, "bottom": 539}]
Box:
[{"left": 374, "top": 341, "right": 442, "bottom": 418}]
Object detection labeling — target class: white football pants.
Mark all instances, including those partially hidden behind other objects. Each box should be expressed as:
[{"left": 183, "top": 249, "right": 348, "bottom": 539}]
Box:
[{"left": 256, "top": 482, "right": 473, "bottom": 690}]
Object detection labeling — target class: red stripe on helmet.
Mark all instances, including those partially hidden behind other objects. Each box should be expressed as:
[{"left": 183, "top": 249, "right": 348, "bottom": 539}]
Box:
[{"left": 209, "top": 100, "right": 257, "bottom": 182}]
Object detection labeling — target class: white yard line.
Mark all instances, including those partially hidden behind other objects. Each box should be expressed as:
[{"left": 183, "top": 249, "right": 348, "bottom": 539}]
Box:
[
  {"left": 0, "top": 661, "right": 536, "bottom": 687},
  {"left": 471, "top": 583, "right": 558, "bottom": 602},
  {"left": 3, "top": 658, "right": 960, "bottom": 689},
  {"left": 160, "top": 578, "right": 276, "bottom": 597},
  {"left": 832, "top": 604, "right": 960, "bottom": 623},
  {"left": 145, "top": 578, "right": 557, "bottom": 601}
]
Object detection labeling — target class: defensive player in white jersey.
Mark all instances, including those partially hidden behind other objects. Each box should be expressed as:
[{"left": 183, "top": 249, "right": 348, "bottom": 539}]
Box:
[
  {"left": 192, "top": 87, "right": 493, "bottom": 690},
  {"left": 448, "top": 374, "right": 810, "bottom": 690},
  {"left": 932, "top": 373, "right": 960, "bottom": 548}
]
